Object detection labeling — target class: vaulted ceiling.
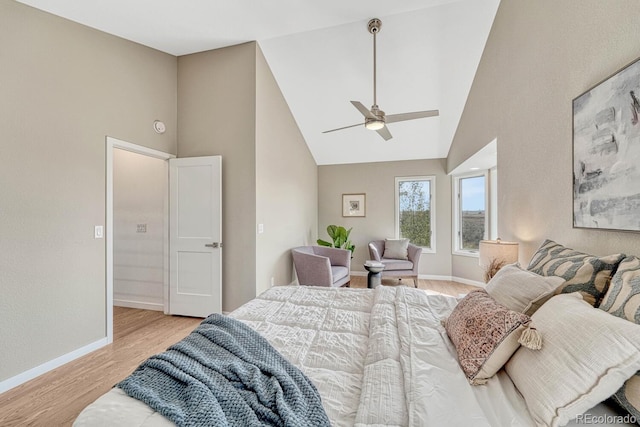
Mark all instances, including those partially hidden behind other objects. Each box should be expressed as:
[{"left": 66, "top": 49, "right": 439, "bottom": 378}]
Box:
[{"left": 16, "top": 0, "right": 500, "bottom": 165}]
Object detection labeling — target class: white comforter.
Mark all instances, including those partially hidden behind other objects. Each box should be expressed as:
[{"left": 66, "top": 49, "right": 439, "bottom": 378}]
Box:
[{"left": 74, "top": 285, "right": 629, "bottom": 427}]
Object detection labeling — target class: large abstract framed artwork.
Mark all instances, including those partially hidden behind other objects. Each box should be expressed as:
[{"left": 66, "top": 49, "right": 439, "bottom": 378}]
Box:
[{"left": 573, "top": 57, "right": 640, "bottom": 232}]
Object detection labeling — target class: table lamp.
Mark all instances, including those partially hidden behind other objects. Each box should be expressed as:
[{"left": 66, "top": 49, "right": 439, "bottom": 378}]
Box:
[{"left": 478, "top": 238, "right": 519, "bottom": 282}]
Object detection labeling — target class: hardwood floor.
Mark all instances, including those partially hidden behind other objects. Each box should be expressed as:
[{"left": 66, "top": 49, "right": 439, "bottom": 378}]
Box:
[
  {"left": 0, "top": 279, "right": 479, "bottom": 426},
  {"left": 0, "top": 307, "right": 202, "bottom": 427},
  {"left": 348, "top": 275, "right": 480, "bottom": 296}
]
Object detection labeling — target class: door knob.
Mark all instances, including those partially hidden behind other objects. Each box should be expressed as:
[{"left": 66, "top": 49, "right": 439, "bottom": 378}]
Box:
[{"left": 205, "top": 242, "right": 221, "bottom": 248}]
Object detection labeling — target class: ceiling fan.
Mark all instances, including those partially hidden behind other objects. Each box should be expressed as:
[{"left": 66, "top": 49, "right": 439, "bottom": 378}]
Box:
[{"left": 323, "top": 18, "right": 439, "bottom": 141}]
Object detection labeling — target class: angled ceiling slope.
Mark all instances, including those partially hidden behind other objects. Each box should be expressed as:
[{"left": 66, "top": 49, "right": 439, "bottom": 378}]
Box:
[{"left": 17, "top": 0, "right": 499, "bottom": 165}]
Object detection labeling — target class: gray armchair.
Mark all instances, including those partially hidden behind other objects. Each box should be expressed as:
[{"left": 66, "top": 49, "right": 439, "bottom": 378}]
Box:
[
  {"left": 368, "top": 240, "right": 421, "bottom": 287},
  {"left": 292, "top": 246, "right": 351, "bottom": 287}
]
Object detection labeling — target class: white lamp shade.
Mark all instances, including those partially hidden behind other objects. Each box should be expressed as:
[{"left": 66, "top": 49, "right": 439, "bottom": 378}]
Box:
[{"left": 479, "top": 239, "right": 519, "bottom": 268}]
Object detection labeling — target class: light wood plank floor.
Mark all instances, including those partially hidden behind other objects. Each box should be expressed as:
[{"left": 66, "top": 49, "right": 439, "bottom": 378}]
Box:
[
  {"left": 0, "top": 279, "right": 478, "bottom": 426},
  {"left": 0, "top": 307, "right": 202, "bottom": 427},
  {"left": 348, "top": 275, "right": 480, "bottom": 296}
]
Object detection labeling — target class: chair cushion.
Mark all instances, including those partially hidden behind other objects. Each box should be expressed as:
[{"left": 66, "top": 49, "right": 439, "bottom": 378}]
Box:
[
  {"left": 380, "top": 259, "right": 413, "bottom": 271},
  {"left": 331, "top": 266, "right": 349, "bottom": 282},
  {"left": 383, "top": 239, "right": 409, "bottom": 260}
]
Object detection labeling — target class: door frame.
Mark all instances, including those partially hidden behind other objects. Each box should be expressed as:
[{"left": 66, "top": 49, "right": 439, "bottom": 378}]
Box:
[{"left": 105, "top": 136, "right": 175, "bottom": 343}]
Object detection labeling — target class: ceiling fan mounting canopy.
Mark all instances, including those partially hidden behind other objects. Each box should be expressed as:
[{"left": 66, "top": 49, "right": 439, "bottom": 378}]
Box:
[
  {"left": 322, "top": 18, "right": 439, "bottom": 141},
  {"left": 367, "top": 18, "right": 381, "bottom": 34}
]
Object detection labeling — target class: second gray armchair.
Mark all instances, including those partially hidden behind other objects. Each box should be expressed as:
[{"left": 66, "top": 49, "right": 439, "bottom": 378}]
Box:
[
  {"left": 292, "top": 246, "right": 351, "bottom": 287},
  {"left": 368, "top": 239, "right": 421, "bottom": 287}
]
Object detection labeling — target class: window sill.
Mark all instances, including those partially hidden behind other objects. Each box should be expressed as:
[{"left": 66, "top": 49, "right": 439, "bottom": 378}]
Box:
[
  {"left": 420, "top": 247, "right": 436, "bottom": 255},
  {"left": 453, "top": 250, "right": 479, "bottom": 258}
]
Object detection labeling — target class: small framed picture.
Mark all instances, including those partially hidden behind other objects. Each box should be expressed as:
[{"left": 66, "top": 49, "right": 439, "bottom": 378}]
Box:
[{"left": 342, "top": 193, "right": 366, "bottom": 217}]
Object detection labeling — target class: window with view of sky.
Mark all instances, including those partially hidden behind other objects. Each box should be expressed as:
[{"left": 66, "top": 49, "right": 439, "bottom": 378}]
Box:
[{"left": 459, "top": 175, "right": 486, "bottom": 250}]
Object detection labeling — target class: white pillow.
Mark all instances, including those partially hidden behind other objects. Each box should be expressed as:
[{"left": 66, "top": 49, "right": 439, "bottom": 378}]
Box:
[
  {"left": 486, "top": 264, "right": 565, "bottom": 315},
  {"left": 505, "top": 293, "right": 640, "bottom": 427},
  {"left": 383, "top": 239, "right": 409, "bottom": 260}
]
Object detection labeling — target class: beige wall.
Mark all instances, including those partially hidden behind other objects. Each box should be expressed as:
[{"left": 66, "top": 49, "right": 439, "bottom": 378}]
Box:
[
  {"left": 113, "top": 149, "right": 167, "bottom": 309},
  {"left": 318, "top": 159, "right": 452, "bottom": 277},
  {"left": 448, "top": 0, "right": 640, "bottom": 264},
  {"left": 177, "top": 43, "right": 257, "bottom": 312},
  {"left": 177, "top": 42, "right": 317, "bottom": 308},
  {"left": 255, "top": 46, "right": 318, "bottom": 292},
  {"left": 0, "top": 1, "right": 177, "bottom": 383}
]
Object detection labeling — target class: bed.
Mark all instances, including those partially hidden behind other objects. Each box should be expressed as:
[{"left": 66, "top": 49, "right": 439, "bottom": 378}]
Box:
[{"left": 74, "top": 278, "right": 638, "bottom": 426}]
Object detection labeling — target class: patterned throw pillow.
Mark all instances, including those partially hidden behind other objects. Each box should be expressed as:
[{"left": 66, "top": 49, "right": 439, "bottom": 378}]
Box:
[
  {"left": 526, "top": 239, "right": 625, "bottom": 307},
  {"left": 599, "top": 256, "right": 640, "bottom": 420},
  {"left": 600, "top": 256, "right": 640, "bottom": 322},
  {"left": 444, "top": 290, "right": 540, "bottom": 385},
  {"left": 486, "top": 264, "right": 566, "bottom": 315}
]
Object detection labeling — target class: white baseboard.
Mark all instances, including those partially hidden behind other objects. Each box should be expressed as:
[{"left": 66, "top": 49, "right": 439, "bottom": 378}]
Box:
[
  {"left": 114, "top": 299, "right": 163, "bottom": 311},
  {"left": 450, "top": 276, "right": 485, "bottom": 288},
  {"left": 0, "top": 337, "right": 108, "bottom": 394}
]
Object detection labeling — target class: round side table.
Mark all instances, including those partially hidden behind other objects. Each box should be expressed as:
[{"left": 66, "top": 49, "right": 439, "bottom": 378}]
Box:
[{"left": 364, "top": 262, "right": 385, "bottom": 288}]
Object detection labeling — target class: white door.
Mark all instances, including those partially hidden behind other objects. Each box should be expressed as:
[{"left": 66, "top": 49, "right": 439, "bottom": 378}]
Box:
[{"left": 169, "top": 156, "right": 222, "bottom": 317}]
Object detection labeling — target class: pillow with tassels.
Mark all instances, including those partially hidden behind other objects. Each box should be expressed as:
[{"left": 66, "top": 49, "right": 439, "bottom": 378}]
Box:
[{"left": 443, "top": 289, "right": 541, "bottom": 385}]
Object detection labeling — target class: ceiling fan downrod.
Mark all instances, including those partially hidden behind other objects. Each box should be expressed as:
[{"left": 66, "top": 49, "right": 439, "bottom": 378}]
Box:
[{"left": 368, "top": 18, "right": 381, "bottom": 110}]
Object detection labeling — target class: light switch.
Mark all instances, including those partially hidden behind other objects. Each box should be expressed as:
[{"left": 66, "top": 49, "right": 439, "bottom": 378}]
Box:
[
  {"left": 94, "top": 226, "right": 104, "bottom": 239},
  {"left": 257, "top": 223, "right": 264, "bottom": 234},
  {"left": 137, "top": 224, "right": 147, "bottom": 233}
]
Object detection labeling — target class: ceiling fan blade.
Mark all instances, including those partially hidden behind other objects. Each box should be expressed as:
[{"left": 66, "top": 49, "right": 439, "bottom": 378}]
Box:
[
  {"left": 376, "top": 126, "right": 392, "bottom": 141},
  {"left": 351, "top": 101, "right": 377, "bottom": 119},
  {"left": 322, "top": 122, "right": 364, "bottom": 134},
  {"left": 385, "top": 109, "right": 440, "bottom": 124}
]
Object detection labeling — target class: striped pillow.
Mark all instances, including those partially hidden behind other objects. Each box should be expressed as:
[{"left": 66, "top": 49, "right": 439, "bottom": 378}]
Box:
[
  {"left": 600, "top": 256, "right": 640, "bottom": 420},
  {"left": 526, "top": 239, "right": 624, "bottom": 307},
  {"left": 600, "top": 256, "right": 640, "bottom": 322}
]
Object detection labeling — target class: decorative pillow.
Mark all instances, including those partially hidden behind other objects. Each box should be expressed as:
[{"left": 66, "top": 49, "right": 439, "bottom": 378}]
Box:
[
  {"left": 505, "top": 293, "right": 640, "bottom": 427},
  {"left": 526, "top": 239, "right": 625, "bottom": 307},
  {"left": 599, "top": 256, "right": 640, "bottom": 322},
  {"left": 383, "top": 238, "right": 409, "bottom": 260},
  {"left": 599, "top": 256, "right": 640, "bottom": 420},
  {"left": 612, "top": 371, "right": 640, "bottom": 421},
  {"left": 486, "top": 263, "right": 566, "bottom": 315},
  {"left": 444, "top": 290, "right": 541, "bottom": 385}
]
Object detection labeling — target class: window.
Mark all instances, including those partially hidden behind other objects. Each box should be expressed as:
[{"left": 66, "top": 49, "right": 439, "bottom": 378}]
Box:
[
  {"left": 395, "top": 176, "right": 435, "bottom": 251},
  {"left": 454, "top": 171, "right": 493, "bottom": 255}
]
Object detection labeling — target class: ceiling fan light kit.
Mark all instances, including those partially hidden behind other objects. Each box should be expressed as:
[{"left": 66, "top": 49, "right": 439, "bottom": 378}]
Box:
[
  {"left": 323, "top": 18, "right": 439, "bottom": 141},
  {"left": 365, "top": 118, "right": 385, "bottom": 131}
]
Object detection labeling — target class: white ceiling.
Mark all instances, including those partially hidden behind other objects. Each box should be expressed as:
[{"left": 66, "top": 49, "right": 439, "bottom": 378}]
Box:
[{"left": 17, "top": 0, "right": 500, "bottom": 165}]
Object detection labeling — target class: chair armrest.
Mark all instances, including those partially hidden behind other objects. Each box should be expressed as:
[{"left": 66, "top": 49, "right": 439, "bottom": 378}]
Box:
[
  {"left": 407, "top": 244, "right": 422, "bottom": 273},
  {"left": 292, "top": 251, "right": 333, "bottom": 286},
  {"left": 314, "top": 246, "right": 351, "bottom": 268}
]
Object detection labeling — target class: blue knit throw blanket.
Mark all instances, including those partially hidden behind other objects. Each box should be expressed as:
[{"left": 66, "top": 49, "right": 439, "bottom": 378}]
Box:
[{"left": 117, "top": 314, "right": 330, "bottom": 427}]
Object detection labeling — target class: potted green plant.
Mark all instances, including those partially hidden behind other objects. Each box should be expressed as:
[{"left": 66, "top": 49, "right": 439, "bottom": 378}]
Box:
[{"left": 317, "top": 225, "right": 355, "bottom": 254}]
